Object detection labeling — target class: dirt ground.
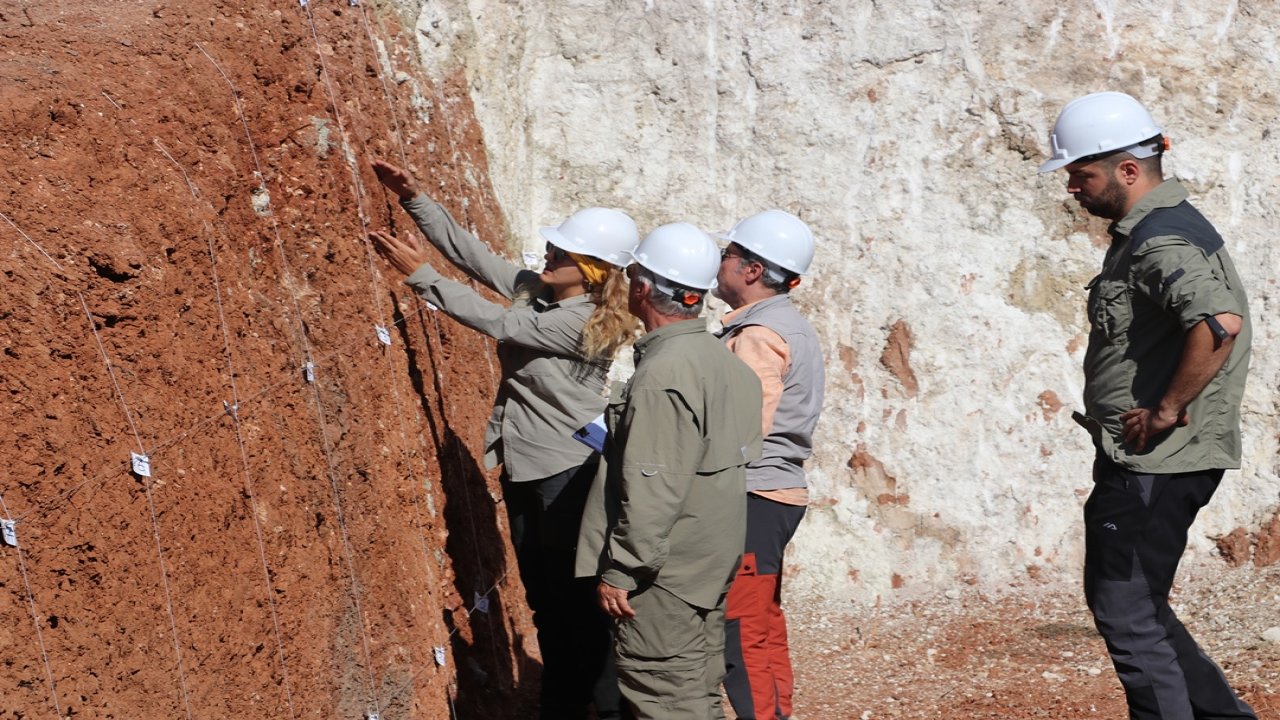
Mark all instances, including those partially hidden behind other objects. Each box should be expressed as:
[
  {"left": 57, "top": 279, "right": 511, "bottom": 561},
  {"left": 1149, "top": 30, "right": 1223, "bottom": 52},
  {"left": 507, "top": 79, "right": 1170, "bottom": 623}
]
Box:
[{"left": 780, "top": 560, "right": 1279, "bottom": 719}]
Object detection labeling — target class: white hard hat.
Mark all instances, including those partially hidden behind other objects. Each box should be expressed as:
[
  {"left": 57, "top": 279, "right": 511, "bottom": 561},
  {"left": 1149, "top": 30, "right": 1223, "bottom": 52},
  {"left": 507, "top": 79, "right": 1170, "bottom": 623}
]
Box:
[
  {"left": 628, "top": 222, "right": 720, "bottom": 290},
  {"left": 539, "top": 207, "right": 639, "bottom": 267},
  {"left": 717, "top": 209, "right": 815, "bottom": 275},
  {"left": 1038, "top": 91, "right": 1164, "bottom": 173}
]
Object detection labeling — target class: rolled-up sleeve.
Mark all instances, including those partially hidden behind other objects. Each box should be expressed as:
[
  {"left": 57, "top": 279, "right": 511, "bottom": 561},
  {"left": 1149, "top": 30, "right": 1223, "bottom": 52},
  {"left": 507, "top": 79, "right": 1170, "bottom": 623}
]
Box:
[{"left": 1134, "top": 237, "right": 1243, "bottom": 330}]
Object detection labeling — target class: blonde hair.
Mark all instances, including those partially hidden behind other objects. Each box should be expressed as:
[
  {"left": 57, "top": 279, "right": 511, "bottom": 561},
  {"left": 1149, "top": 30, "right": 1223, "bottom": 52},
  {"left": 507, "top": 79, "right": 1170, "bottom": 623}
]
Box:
[{"left": 580, "top": 267, "right": 640, "bottom": 362}]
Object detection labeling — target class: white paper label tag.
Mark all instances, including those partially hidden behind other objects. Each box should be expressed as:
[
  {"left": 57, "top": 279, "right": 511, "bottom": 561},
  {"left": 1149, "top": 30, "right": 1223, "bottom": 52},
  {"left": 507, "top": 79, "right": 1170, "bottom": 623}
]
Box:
[
  {"left": 1, "top": 520, "right": 17, "bottom": 547},
  {"left": 375, "top": 325, "right": 392, "bottom": 346},
  {"left": 367, "top": 713, "right": 378, "bottom": 720},
  {"left": 473, "top": 591, "right": 490, "bottom": 615},
  {"left": 433, "top": 646, "right": 446, "bottom": 666},
  {"left": 426, "top": 302, "right": 439, "bottom": 312},
  {"left": 131, "top": 452, "right": 151, "bottom": 477},
  {"left": 304, "top": 361, "right": 315, "bottom": 383},
  {"left": 522, "top": 251, "right": 540, "bottom": 268},
  {"left": 299, "top": 0, "right": 307, "bottom": 7}
]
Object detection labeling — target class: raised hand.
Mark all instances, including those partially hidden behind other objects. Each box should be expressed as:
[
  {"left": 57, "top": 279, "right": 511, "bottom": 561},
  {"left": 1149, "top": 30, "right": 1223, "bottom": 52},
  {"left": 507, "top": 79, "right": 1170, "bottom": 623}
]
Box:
[
  {"left": 371, "top": 159, "right": 419, "bottom": 200},
  {"left": 369, "top": 229, "right": 430, "bottom": 277}
]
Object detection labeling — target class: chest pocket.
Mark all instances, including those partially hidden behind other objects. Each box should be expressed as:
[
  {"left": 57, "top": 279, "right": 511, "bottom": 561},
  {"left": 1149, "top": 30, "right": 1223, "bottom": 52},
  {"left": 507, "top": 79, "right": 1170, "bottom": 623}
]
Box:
[{"left": 1086, "top": 274, "right": 1132, "bottom": 340}]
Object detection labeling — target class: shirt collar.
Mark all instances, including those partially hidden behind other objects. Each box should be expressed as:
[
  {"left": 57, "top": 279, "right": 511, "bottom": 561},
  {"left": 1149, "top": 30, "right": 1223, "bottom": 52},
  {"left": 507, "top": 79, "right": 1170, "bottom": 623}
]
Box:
[
  {"left": 722, "top": 293, "right": 789, "bottom": 326},
  {"left": 633, "top": 318, "right": 707, "bottom": 360},
  {"left": 1111, "top": 179, "right": 1189, "bottom": 239}
]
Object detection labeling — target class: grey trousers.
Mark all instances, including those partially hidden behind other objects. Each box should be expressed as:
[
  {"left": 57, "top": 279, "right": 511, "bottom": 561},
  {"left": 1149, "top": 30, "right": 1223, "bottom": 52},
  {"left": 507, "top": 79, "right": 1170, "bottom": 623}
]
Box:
[
  {"left": 1084, "top": 456, "right": 1256, "bottom": 720},
  {"left": 615, "top": 584, "right": 727, "bottom": 720}
]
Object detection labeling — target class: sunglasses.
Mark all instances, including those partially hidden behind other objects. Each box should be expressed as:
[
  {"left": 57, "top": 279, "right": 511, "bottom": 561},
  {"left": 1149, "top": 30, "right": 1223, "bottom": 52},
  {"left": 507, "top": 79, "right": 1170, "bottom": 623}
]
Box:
[{"left": 546, "top": 243, "right": 570, "bottom": 263}]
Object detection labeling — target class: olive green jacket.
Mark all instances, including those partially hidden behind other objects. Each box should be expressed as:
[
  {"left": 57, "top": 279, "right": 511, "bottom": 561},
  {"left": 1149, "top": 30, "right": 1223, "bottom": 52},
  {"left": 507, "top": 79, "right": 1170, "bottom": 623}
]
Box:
[{"left": 575, "top": 319, "right": 763, "bottom": 610}]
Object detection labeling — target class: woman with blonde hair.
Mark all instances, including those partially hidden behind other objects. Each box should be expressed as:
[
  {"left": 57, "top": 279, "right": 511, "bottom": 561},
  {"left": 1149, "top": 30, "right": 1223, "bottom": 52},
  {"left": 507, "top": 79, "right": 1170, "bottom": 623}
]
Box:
[{"left": 369, "top": 159, "right": 637, "bottom": 720}]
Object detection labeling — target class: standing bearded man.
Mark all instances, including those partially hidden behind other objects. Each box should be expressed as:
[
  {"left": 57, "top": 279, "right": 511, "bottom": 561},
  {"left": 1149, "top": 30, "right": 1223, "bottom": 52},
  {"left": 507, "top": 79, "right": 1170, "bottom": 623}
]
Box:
[{"left": 1039, "top": 91, "right": 1256, "bottom": 720}]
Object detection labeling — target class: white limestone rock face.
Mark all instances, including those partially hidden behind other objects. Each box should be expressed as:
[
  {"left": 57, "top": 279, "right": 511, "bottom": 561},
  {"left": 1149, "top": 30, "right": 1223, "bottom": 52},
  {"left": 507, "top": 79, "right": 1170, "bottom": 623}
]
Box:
[{"left": 396, "top": 0, "right": 1280, "bottom": 603}]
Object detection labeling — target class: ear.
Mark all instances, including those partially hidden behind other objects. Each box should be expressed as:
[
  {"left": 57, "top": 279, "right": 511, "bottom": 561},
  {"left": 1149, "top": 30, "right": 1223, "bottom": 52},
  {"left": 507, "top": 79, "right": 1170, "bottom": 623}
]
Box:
[{"left": 1116, "top": 158, "right": 1141, "bottom": 185}]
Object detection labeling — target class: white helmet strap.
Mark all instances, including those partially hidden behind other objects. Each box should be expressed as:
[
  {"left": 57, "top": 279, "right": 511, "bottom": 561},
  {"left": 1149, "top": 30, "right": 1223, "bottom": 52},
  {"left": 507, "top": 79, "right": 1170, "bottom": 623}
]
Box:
[
  {"left": 642, "top": 269, "right": 703, "bottom": 307},
  {"left": 733, "top": 244, "right": 796, "bottom": 286},
  {"left": 1077, "top": 134, "right": 1165, "bottom": 165}
]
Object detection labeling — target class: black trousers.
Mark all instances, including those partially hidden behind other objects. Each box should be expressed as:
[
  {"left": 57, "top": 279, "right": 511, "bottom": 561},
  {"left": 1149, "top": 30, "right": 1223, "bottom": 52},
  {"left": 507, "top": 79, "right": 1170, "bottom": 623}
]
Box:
[
  {"left": 1084, "top": 455, "right": 1256, "bottom": 720},
  {"left": 503, "top": 464, "right": 626, "bottom": 720}
]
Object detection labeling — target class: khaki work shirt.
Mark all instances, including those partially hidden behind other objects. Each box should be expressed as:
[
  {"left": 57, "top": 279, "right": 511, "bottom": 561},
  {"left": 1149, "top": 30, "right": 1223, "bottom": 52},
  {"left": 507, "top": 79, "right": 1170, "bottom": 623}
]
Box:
[
  {"left": 1083, "top": 180, "right": 1251, "bottom": 473},
  {"left": 575, "top": 319, "right": 763, "bottom": 609},
  {"left": 401, "top": 195, "right": 608, "bottom": 482}
]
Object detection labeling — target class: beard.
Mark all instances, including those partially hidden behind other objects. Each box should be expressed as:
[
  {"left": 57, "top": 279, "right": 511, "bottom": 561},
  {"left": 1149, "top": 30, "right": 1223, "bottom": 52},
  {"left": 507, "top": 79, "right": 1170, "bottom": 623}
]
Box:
[{"left": 1074, "top": 175, "right": 1128, "bottom": 220}]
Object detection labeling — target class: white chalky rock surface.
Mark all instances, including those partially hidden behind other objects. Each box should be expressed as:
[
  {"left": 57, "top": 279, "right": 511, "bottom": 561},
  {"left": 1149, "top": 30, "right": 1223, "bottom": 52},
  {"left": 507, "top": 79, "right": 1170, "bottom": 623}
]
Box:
[
  {"left": 395, "top": 0, "right": 1280, "bottom": 602},
  {"left": 1263, "top": 627, "right": 1280, "bottom": 645}
]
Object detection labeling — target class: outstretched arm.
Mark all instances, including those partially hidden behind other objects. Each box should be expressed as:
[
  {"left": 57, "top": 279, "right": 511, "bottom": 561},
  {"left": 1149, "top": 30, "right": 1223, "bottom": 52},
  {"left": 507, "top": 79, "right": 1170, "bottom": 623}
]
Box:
[{"left": 371, "top": 157, "right": 528, "bottom": 299}]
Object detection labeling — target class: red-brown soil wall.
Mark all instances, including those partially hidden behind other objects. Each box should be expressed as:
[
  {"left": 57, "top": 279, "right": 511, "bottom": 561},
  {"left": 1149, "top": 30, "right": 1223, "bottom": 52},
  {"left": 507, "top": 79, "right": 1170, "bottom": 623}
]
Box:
[{"left": 1, "top": 2, "right": 536, "bottom": 717}]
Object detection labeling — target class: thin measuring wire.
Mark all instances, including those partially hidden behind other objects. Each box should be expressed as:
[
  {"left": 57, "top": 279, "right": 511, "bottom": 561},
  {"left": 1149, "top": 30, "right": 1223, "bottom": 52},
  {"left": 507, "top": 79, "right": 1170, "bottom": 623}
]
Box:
[
  {"left": 400, "top": 37, "right": 503, "bottom": 398},
  {"left": 301, "top": 12, "right": 479, "bottom": 713},
  {"left": 378, "top": 568, "right": 510, "bottom": 712},
  {"left": 355, "top": 2, "right": 409, "bottom": 169},
  {"left": 298, "top": 2, "right": 388, "bottom": 328},
  {"left": 155, "top": 140, "right": 299, "bottom": 718},
  {"left": 191, "top": 43, "right": 316, "bottom": 369},
  {"left": 77, "top": 277, "right": 195, "bottom": 720},
  {"left": 21, "top": 229, "right": 199, "bottom": 718},
  {"left": 349, "top": 0, "right": 456, "bottom": 606},
  {"left": 354, "top": 2, "right": 486, "bottom": 414},
  {"left": 0, "top": 493, "right": 62, "bottom": 718},
  {"left": 4, "top": 209, "right": 150, "bottom": 451},
  {"left": 137, "top": 472, "right": 195, "bottom": 720},
  {"left": 423, "top": 310, "right": 507, "bottom": 676},
  {"left": 0, "top": 210, "right": 68, "bottom": 272},
  {"left": 358, "top": 1, "right": 502, "bottom": 402},
  {"left": 350, "top": 8, "right": 510, "bottom": 681},
  {"left": 194, "top": 41, "right": 382, "bottom": 713},
  {"left": 9, "top": 291, "right": 438, "bottom": 524}
]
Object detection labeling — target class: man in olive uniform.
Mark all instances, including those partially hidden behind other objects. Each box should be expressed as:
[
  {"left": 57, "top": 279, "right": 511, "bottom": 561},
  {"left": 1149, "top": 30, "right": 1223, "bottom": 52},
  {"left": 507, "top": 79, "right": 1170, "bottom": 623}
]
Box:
[
  {"left": 1039, "top": 92, "right": 1256, "bottom": 720},
  {"left": 576, "top": 222, "right": 763, "bottom": 720}
]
